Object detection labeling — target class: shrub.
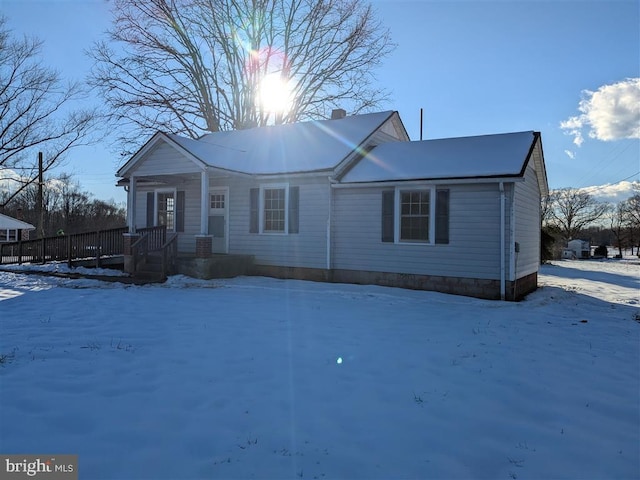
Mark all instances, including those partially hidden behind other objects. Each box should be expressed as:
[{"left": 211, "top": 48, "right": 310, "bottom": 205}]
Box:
[{"left": 593, "top": 245, "right": 608, "bottom": 258}]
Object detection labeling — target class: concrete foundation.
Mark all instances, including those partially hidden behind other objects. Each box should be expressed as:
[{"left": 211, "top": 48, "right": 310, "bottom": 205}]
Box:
[
  {"left": 250, "top": 264, "right": 538, "bottom": 301},
  {"left": 176, "top": 254, "right": 254, "bottom": 279}
]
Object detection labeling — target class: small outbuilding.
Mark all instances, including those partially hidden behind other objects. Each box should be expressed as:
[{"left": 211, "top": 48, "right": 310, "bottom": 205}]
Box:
[
  {"left": 567, "top": 239, "right": 590, "bottom": 259},
  {"left": 0, "top": 213, "right": 35, "bottom": 243}
]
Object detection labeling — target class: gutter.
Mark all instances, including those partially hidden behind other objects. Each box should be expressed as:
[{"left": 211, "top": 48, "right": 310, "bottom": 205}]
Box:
[{"left": 330, "top": 177, "right": 525, "bottom": 189}]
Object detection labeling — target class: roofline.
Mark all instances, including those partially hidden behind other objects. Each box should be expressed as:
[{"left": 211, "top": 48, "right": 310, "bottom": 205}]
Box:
[
  {"left": 333, "top": 176, "right": 526, "bottom": 188},
  {"left": 534, "top": 132, "right": 549, "bottom": 197},
  {"left": 0, "top": 212, "right": 36, "bottom": 230},
  {"left": 517, "top": 131, "right": 549, "bottom": 197},
  {"left": 116, "top": 132, "right": 209, "bottom": 178},
  {"left": 332, "top": 111, "right": 398, "bottom": 179}
]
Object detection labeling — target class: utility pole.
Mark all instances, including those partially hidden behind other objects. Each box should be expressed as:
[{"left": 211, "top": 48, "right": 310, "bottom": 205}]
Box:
[{"left": 37, "top": 152, "right": 44, "bottom": 239}]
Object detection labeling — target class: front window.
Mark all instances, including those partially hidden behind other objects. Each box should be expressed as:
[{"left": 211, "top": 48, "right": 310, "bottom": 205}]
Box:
[
  {"left": 400, "top": 190, "right": 430, "bottom": 242},
  {"left": 263, "top": 188, "right": 285, "bottom": 232},
  {"left": 157, "top": 192, "right": 175, "bottom": 230}
]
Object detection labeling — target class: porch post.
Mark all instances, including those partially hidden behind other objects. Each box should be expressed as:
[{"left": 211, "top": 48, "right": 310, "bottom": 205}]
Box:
[
  {"left": 200, "top": 170, "right": 209, "bottom": 235},
  {"left": 128, "top": 175, "right": 137, "bottom": 233}
]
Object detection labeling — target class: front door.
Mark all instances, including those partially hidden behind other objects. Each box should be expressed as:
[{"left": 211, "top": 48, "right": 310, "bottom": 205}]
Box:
[{"left": 208, "top": 188, "right": 228, "bottom": 254}]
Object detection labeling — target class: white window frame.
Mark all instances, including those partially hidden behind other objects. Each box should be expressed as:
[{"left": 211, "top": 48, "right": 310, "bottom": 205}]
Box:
[
  {"left": 209, "top": 186, "right": 229, "bottom": 254},
  {"left": 259, "top": 183, "right": 289, "bottom": 235},
  {"left": 394, "top": 186, "right": 436, "bottom": 245},
  {"left": 154, "top": 188, "right": 177, "bottom": 232}
]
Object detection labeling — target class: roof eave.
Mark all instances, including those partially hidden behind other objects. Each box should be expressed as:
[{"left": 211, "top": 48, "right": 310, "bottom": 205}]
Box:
[{"left": 334, "top": 174, "right": 526, "bottom": 188}]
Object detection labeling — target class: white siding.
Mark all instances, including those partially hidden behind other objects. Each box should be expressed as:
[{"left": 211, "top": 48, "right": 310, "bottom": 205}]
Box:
[
  {"left": 224, "top": 175, "right": 330, "bottom": 269},
  {"left": 133, "top": 180, "right": 201, "bottom": 252},
  {"left": 332, "top": 183, "right": 503, "bottom": 280},
  {"left": 131, "top": 143, "right": 202, "bottom": 176},
  {"left": 513, "top": 157, "right": 542, "bottom": 278},
  {"left": 133, "top": 188, "right": 151, "bottom": 231}
]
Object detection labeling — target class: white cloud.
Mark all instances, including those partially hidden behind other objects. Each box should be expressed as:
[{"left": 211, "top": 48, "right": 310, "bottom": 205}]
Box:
[
  {"left": 561, "top": 78, "right": 640, "bottom": 146},
  {"left": 564, "top": 150, "right": 575, "bottom": 159},
  {"left": 579, "top": 180, "right": 639, "bottom": 203},
  {"left": 0, "top": 168, "right": 24, "bottom": 191}
]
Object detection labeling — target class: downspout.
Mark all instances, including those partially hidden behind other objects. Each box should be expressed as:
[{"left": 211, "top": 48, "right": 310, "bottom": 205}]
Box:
[
  {"left": 326, "top": 177, "right": 333, "bottom": 272},
  {"left": 499, "top": 182, "right": 506, "bottom": 300}
]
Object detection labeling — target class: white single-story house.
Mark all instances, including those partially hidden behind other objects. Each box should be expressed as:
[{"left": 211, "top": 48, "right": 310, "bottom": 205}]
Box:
[
  {"left": 567, "top": 239, "right": 590, "bottom": 259},
  {"left": 0, "top": 212, "right": 35, "bottom": 243},
  {"left": 117, "top": 110, "right": 548, "bottom": 300}
]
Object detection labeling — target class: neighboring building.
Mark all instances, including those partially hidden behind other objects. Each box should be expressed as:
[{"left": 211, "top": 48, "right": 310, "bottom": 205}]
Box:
[
  {"left": 117, "top": 110, "right": 549, "bottom": 300},
  {"left": 0, "top": 213, "right": 35, "bottom": 243},
  {"left": 567, "top": 239, "right": 590, "bottom": 259}
]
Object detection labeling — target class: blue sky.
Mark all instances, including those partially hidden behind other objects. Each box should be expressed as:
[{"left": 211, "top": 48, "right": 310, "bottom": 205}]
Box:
[{"left": 1, "top": 0, "right": 639, "bottom": 204}]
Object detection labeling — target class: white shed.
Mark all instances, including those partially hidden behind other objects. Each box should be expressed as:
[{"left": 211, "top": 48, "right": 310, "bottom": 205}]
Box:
[{"left": 567, "top": 239, "right": 590, "bottom": 259}]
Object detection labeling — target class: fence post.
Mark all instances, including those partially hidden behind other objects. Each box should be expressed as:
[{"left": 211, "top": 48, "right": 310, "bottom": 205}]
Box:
[
  {"left": 95, "top": 230, "right": 101, "bottom": 268},
  {"left": 18, "top": 238, "right": 22, "bottom": 265},
  {"left": 67, "top": 235, "right": 73, "bottom": 268}
]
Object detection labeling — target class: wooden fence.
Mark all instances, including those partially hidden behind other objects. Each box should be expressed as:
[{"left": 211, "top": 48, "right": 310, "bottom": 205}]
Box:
[{"left": 0, "top": 226, "right": 128, "bottom": 267}]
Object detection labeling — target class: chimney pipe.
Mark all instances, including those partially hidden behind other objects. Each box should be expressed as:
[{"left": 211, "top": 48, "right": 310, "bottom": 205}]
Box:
[{"left": 331, "top": 108, "right": 346, "bottom": 120}]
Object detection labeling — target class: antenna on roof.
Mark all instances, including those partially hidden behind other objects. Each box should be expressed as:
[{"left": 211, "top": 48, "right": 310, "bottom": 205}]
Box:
[{"left": 420, "top": 108, "right": 424, "bottom": 141}]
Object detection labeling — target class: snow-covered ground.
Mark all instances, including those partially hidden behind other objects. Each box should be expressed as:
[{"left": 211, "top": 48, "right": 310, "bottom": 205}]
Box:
[{"left": 0, "top": 259, "right": 638, "bottom": 479}]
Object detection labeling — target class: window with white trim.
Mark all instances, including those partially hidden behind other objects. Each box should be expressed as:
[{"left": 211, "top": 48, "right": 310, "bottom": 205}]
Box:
[
  {"left": 210, "top": 193, "right": 225, "bottom": 209},
  {"left": 382, "top": 187, "right": 449, "bottom": 245},
  {"left": 263, "top": 187, "right": 286, "bottom": 232},
  {"left": 400, "top": 190, "right": 430, "bottom": 242},
  {"left": 249, "top": 184, "right": 299, "bottom": 235}
]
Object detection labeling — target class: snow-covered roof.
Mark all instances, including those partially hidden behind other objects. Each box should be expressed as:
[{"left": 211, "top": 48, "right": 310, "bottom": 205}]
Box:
[
  {"left": 340, "top": 131, "right": 539, "bottom": 183},
  {"left": 120, "top": 111, "right": 395, "bottom": 177},
  {"left": 0, "top": 212, "right": 35, "bottom": 230}
]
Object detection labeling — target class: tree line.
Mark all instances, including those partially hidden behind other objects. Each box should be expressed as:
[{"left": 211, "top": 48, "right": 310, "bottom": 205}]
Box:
[
  {"left": 542, "top": 185, "right": 640, "bottom": 260},
  {"left": 0, "top": 174, "right": 126, "bottom": 237}
]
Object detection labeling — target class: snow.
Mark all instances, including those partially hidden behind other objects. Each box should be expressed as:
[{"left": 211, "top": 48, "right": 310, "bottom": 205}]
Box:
[
  {"left": 160, "top": 111, "right": 395, "bottom": 175},
  {"left": 0, "top": 259, "right": 638, "bottom": 479},
  {"left": 0, "top": 212, "right": 35, "bottom": 230},
  {"left": 341, "top": 131, "right": 536, "bottom": 183}
]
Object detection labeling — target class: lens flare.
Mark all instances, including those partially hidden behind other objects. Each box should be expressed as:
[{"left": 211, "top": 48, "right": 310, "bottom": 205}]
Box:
[{"left": 258, "top": 73, "right": 294, "bottom": 115}]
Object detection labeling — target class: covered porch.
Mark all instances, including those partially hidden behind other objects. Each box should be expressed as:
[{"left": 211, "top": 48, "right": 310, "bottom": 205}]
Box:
[
  {"left": 122, "top": 169, "right": 253, "bottom": 281},
  {"left": 123, "top": 167, "right": 241, "bottom": 256}
]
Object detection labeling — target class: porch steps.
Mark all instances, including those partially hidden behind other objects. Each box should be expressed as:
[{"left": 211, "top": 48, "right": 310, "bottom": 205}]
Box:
[{"left": 133, "top": 253, "right": 166, "bottom": 283}]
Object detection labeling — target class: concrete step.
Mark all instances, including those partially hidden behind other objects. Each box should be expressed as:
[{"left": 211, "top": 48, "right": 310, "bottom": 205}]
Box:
[{"left": 133, "top": 270, "right": 166, "bottom": 283}]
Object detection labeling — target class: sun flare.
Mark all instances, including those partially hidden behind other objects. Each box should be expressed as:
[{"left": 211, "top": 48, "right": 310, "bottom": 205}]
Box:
[{"left": 258, "top": 73, "right": 294, "bottom": 115}]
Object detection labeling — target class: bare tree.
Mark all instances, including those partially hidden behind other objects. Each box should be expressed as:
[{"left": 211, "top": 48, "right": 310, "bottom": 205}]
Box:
[
  {"left": 609, "top": 202, "right": 628, "bottom": 258},
  {"left": 89, "top": 0, "right": 394, "bottom": 154},
  {"left": 0, "top": 16, "right": 100, "bottom": 208},
  {"left": 2, "top": 173, "right": 126, "bottom": 236},
  {"left": 621, "top": 191, "right": 640, "bottom": 254},
  {"left": 547, "top": 188, "right": 610, "bottom": 242}
]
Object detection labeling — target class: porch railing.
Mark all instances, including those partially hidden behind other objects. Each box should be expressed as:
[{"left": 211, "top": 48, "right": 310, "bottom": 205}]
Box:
[
  {"left": 0, "top": 226, "right": 128, "bottom": 267},
  {"left": 131, "top": 225, "right": 171, "bottom": 277},
  {"left": 162, "top": 233, "right": 179, "bottom": 276}
]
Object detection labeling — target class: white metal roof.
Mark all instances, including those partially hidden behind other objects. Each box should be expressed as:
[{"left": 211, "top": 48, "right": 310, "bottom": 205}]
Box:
[
  {"left": 122, "top": 111, "right": 396, "bottom": 177},
  {"left": 340, "top": 131, "right": 539, "bottom": 183},
  {"left": 0, "top": 212, "right": 35, "bottom": 230}
]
